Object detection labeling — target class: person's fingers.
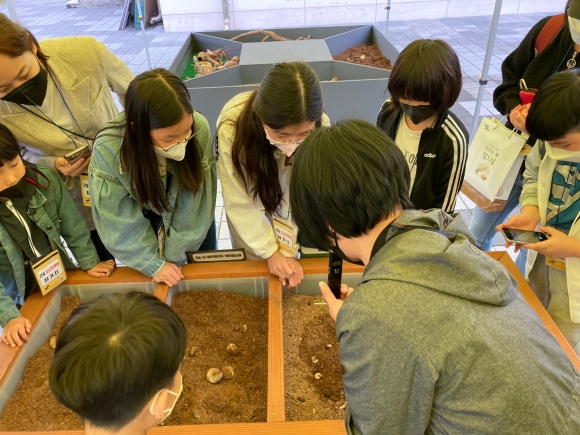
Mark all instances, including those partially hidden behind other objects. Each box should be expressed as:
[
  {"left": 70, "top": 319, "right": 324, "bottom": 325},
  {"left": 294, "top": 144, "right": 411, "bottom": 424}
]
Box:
[
  {"left": 10, "top": 329, "right": 22, "bottom": 347},
  {"left": 539, "top": 226, "right": 554, "bottom": 236},
  {"left": 170, "top": 263, "right": 185, "bottom": 278},
  {"left": 24, "top": 318, "right": 32, "bottom": 334},
  {"left": 278, "top": 275, "right": 286, "bottom": 286},
  {"left": 1, "top": 331, "right": 7, "bottom": 346},
  {"left": 5, "top": 331, "right": 16, "bottom": 347},
  {"left": 319, "top": 281, "right": 337, "bottom": 303},
  {"left": 17, "top": 324, "right": 29, "bottom": 342},
  {"left": 288, "top": 274, "right": 298, "bottom": 289}
]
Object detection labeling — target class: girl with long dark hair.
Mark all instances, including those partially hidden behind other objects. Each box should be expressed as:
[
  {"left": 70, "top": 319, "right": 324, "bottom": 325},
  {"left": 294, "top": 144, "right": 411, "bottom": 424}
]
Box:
[
  {"left": 89, "top": 69, "right": 216, "bottom": 287},
  {"left": 217, "top": 62, "right": 328, "bottom": 287}
]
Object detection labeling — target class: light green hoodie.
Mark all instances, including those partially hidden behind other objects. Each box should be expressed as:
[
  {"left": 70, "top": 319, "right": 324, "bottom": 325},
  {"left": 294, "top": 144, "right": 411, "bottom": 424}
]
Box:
[{"left": 338, "top": 209, "right": 580, "bottom": 435}]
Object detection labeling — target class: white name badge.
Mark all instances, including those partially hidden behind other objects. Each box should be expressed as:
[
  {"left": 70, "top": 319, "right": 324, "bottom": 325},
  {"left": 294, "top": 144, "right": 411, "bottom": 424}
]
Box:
[
  {"left": 273, "top": 216, "right": 296, "bottom": 256},
  {"left": 80, "top": 173, "right": 91, "bottom": 207},
  {"left": 32, "top": 250, "right": 67, "bottom": 295}
]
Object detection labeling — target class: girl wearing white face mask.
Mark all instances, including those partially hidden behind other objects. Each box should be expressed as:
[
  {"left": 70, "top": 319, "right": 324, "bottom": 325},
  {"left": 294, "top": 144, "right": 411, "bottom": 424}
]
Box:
[
  {"left": 216, "top": 62, "right": 330, "bottom": 288},
  {"left": 498, "top": 70, "right": 580, "bottom": 354},
  {"left": 89, "top": 69, "right": 217, "bottom": 288}
]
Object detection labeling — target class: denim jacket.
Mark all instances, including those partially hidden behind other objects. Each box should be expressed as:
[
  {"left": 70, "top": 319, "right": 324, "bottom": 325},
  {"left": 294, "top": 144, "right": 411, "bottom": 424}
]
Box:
[
  {"left": 89, "top": 111, "right": 217, "bottom": 277},
  {"left": 0, "top": 166, "right": 99, "bottom": 326}
]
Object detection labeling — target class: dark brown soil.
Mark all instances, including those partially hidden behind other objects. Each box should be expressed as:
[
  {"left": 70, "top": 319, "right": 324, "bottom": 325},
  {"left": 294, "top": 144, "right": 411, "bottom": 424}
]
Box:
[
  {"left": 0, "top": 296, "right": 83, "bottom": 431},
  {"left": 163, "top": 289, "right": 268, "bottom": 425},
  {"left": 333, "top": 43, "right": 393, "bottom": 70},
  {"left": 283, "top": 294, "right": 345, "bottom": 421}
]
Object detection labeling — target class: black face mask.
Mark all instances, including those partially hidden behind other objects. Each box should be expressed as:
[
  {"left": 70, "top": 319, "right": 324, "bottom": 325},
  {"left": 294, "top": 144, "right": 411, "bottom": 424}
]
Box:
[
  {"left": 1, "top": 62, "right": 48, "bottom": 106},
  {"left": 399, "top": 102, "right": 437, "bottom": 125},
  {"left": 331, "top": 231, "right": 365, "bottom": 266}
]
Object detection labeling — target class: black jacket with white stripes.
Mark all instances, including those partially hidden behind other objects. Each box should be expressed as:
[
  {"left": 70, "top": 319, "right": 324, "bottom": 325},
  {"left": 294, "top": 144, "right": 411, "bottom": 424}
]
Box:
[{"left": 377, "top": 100, "right": 468, "bottom": 213}]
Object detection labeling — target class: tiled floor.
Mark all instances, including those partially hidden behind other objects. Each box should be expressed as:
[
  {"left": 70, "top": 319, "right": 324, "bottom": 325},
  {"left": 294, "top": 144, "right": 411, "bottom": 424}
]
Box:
[{"left": 1, "top": 1, "right": 549, "bottom": 256}]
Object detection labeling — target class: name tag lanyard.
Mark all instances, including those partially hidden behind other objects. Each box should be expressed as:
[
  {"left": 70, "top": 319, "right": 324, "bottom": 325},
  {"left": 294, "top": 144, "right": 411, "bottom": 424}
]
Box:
[
  {"left": 15, "top": 66, "right": 92, "bottom": 150},
  {"left": 1, "top": 169, "right": 66, "bottom": 293}
]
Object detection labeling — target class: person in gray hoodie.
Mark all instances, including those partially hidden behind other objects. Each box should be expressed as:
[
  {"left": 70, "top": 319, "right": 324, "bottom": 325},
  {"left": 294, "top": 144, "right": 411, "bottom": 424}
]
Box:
[{"left": 289, "top": 119, "right": 580, "bottom": 435}]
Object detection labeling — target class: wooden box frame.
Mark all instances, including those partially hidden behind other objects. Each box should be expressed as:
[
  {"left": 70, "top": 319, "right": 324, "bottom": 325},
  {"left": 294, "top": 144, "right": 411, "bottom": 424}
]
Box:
[{"left": 1, "top": 252, "right": 578, "bottom": 434}]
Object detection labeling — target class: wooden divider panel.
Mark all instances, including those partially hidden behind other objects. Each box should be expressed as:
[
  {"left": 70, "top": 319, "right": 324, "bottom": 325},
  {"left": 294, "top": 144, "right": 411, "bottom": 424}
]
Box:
[{"left": 267, "top": 276, "right": 285, "bottom": 422}]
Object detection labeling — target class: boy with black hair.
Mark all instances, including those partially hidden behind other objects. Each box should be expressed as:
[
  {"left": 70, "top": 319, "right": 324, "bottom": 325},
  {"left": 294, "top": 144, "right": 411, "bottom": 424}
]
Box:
[
  {"left": 290, "top": 119, "right": 580, "bottom": 435},
  {"left": 0, "top": 124, "right": 114, "bottom": 348},
  {"left": 49, "top": 291, "right": 186, "bottom": 434},
  {"left": 499, "top": 69, "right": 580, "bottom": 353}
]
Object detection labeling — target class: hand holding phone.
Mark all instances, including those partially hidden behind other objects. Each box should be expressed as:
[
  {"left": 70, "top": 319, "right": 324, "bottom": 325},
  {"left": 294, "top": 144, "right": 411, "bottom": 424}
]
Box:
[
  {"left": 64, "top": 144, "right": 91, "bottom": 163},
  {"left": 501, "top": 228, "right": 548, "bottom": 245}
]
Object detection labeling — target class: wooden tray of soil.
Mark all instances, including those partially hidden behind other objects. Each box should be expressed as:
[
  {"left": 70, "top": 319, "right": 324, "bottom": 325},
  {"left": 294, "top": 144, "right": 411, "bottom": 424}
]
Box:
[
  {"left": 163, "top": 289, "right": 268, "bottom": 426},
  {"left": 0, "top": 296, "right": 83, "bottom": 431},
  {"left": 283, "top": 294, "right": 345, "bottom": 421},
  {"left": 333, "top": 43, "right": 392, "bottom": 70}
]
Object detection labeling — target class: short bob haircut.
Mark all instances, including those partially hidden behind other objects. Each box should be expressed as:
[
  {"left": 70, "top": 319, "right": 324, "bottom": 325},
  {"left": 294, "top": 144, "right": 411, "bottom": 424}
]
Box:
[
  {"left": 289, "top": 119, "right": 413, "bottom": 250},
  {"left": 526, "top": 70, "right": 580, "bottom": 141},
  {"left": 0, "top": 124, "right": 22, "bottom": 166},
  {"left": 49, "top": 291, "right": 186, "bottom": 430},
  {"left": 387, "top": 39, "right": 462, "bottom": 114}
]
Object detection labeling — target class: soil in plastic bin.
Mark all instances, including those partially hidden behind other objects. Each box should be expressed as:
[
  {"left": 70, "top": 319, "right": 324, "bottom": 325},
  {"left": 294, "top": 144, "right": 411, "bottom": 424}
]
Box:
[
  {"left": 0, "top": 296, "right": 83, "bottom": 431},
  {"left": 283, "top": 294, "right": 346, "bottom": 421},
  {"left": 163, "top": 289, "right": 268, "bottom": 425},
  {"left": 333, "top": 43, "right": 393, "bottom": 70}
]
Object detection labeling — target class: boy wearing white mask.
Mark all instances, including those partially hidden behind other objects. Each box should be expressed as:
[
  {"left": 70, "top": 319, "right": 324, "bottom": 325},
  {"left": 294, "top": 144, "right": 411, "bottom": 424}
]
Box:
[
  {"left": 217, "top": 62, "right": 330, "bottom": 288},
  {"left": 498, "top": 70, "right": 580, "bottom": 353},
  {"left": 49, "top": 291, "right": 186, "bottom": 434}
]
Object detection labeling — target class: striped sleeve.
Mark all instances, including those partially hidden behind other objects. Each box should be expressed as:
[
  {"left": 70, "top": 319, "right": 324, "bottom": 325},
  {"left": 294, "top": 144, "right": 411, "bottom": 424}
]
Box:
[{"left": 439, "top": 116, "right": 468, "bottom": 213}]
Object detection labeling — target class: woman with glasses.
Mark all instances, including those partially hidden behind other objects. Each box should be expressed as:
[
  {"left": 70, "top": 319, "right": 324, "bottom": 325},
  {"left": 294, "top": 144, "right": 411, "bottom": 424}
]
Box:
[
  {"left": 89, "top": 69, "right": 217, "bottom": 287},
  {"left": 217, "top": 62, "right": 328, "bottom": 288}
]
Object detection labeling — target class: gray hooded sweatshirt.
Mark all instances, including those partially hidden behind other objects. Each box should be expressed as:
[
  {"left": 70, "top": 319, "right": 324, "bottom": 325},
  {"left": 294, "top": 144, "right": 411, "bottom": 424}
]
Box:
[{"left": 338, "top": 209, "right": 580, "bottom": 435}]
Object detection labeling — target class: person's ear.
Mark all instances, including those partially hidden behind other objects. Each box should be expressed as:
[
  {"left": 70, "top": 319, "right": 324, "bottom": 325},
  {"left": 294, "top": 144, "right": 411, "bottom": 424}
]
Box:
[{"left": 147, "top": 389, "right": 168, "bottom": 420}]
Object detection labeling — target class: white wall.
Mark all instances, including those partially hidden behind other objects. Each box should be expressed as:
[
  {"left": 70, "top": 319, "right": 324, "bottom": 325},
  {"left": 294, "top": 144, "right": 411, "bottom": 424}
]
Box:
[{"left": 159, "top": 0, "right": 568, "bottom": 32}]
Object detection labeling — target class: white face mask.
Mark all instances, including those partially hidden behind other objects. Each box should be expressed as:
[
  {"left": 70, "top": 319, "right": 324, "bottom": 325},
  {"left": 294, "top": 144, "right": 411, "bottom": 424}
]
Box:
[
  {"left": 153, "top": 130, "right": 193, "bottom": 161},
  {"left": 149, "top": 373, "right": 183, "bottom": 425},
  {"left": 264, "top": 131, "right": 302, "bottom": 157},
  {"left": 569, "top": 16, "right": 580, "bottom": 45},
  {"left": 545, "top": 142, "right": 580, "bottom": 163}
]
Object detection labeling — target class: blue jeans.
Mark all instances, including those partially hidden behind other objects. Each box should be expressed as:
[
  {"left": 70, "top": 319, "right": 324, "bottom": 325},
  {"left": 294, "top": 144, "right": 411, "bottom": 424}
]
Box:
[{"left": 469, "top": 172, "right": 527, "bottom": 274}]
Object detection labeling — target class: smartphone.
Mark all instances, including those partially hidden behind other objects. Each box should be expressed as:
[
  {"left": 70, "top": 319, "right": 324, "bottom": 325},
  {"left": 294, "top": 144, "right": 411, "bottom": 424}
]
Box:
[
  {"left": 327, "top": 251, "right": 343, "bottom": 299},
  {"left": 501, "top": 228, "right": 548, "bottom": 244},
  {"left": 64, "top": 144, "right": 91, "bottom": 162}
]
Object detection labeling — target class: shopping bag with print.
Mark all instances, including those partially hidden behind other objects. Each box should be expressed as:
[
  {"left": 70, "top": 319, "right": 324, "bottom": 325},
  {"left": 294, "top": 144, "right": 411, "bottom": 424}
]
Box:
[{"left": 461, "top": 117, "right": 527, "bottom": 211}]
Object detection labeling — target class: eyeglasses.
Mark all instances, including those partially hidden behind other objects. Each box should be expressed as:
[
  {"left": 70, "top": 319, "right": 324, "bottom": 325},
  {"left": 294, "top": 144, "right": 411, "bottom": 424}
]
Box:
[
  {"left": 263, "top": 126, "right": 311, "bottom": 146},
  {"left": 159, "top": 130, "right": 194, "bottom": 152}
]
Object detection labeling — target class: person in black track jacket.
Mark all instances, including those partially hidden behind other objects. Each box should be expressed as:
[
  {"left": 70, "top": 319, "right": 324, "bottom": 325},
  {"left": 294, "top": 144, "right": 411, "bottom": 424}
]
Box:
[{"left": 377, "top": 39, "right": 468, "bottom": 213}]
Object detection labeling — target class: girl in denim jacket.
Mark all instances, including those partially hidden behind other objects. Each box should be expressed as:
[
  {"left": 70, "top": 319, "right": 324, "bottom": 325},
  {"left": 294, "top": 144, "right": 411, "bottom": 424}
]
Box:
[
  {"left": 89, "top": 69, "right": 217, "bottom": 287},
  {"left": 0, "top": 124, "right": 114, "bottom": 348}
]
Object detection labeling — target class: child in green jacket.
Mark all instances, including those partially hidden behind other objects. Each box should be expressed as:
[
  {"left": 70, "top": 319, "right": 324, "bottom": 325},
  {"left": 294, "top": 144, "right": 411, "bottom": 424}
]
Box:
[{"left": 0, "top": 124, "right": 114, "bottom": 348}]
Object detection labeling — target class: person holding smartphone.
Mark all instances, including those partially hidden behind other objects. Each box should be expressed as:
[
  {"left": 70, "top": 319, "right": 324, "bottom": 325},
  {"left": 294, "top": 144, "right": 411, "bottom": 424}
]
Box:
[
  {"left": 289, "top": 119, "right": 580, "bottom": 435},
  {"left": 0, "top": 14, "right": 134, "bottom": 260},
  {"left": 498, "top": 70, "right": 580, "bottom": 353},
  {"left": 89, "top": 69, "right": 216, "bottom": 288},
  {"left": 470, "top": 0, "right": 580, "bottom": 267}
]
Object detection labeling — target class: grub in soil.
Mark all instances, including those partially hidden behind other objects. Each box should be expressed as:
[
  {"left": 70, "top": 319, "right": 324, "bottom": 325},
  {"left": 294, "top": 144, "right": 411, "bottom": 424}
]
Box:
[
  {"left": 0, "top": 296, "right": 83, "bottom": 431},
  {"left": 162, "top": 290, "right": 268, "bottom": 426},
  {"left": 283, "top": 294, "right": 345, "bottom": 421},
  {"left": 333, "top": 43, "right": 392, "bottom": 70}
]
